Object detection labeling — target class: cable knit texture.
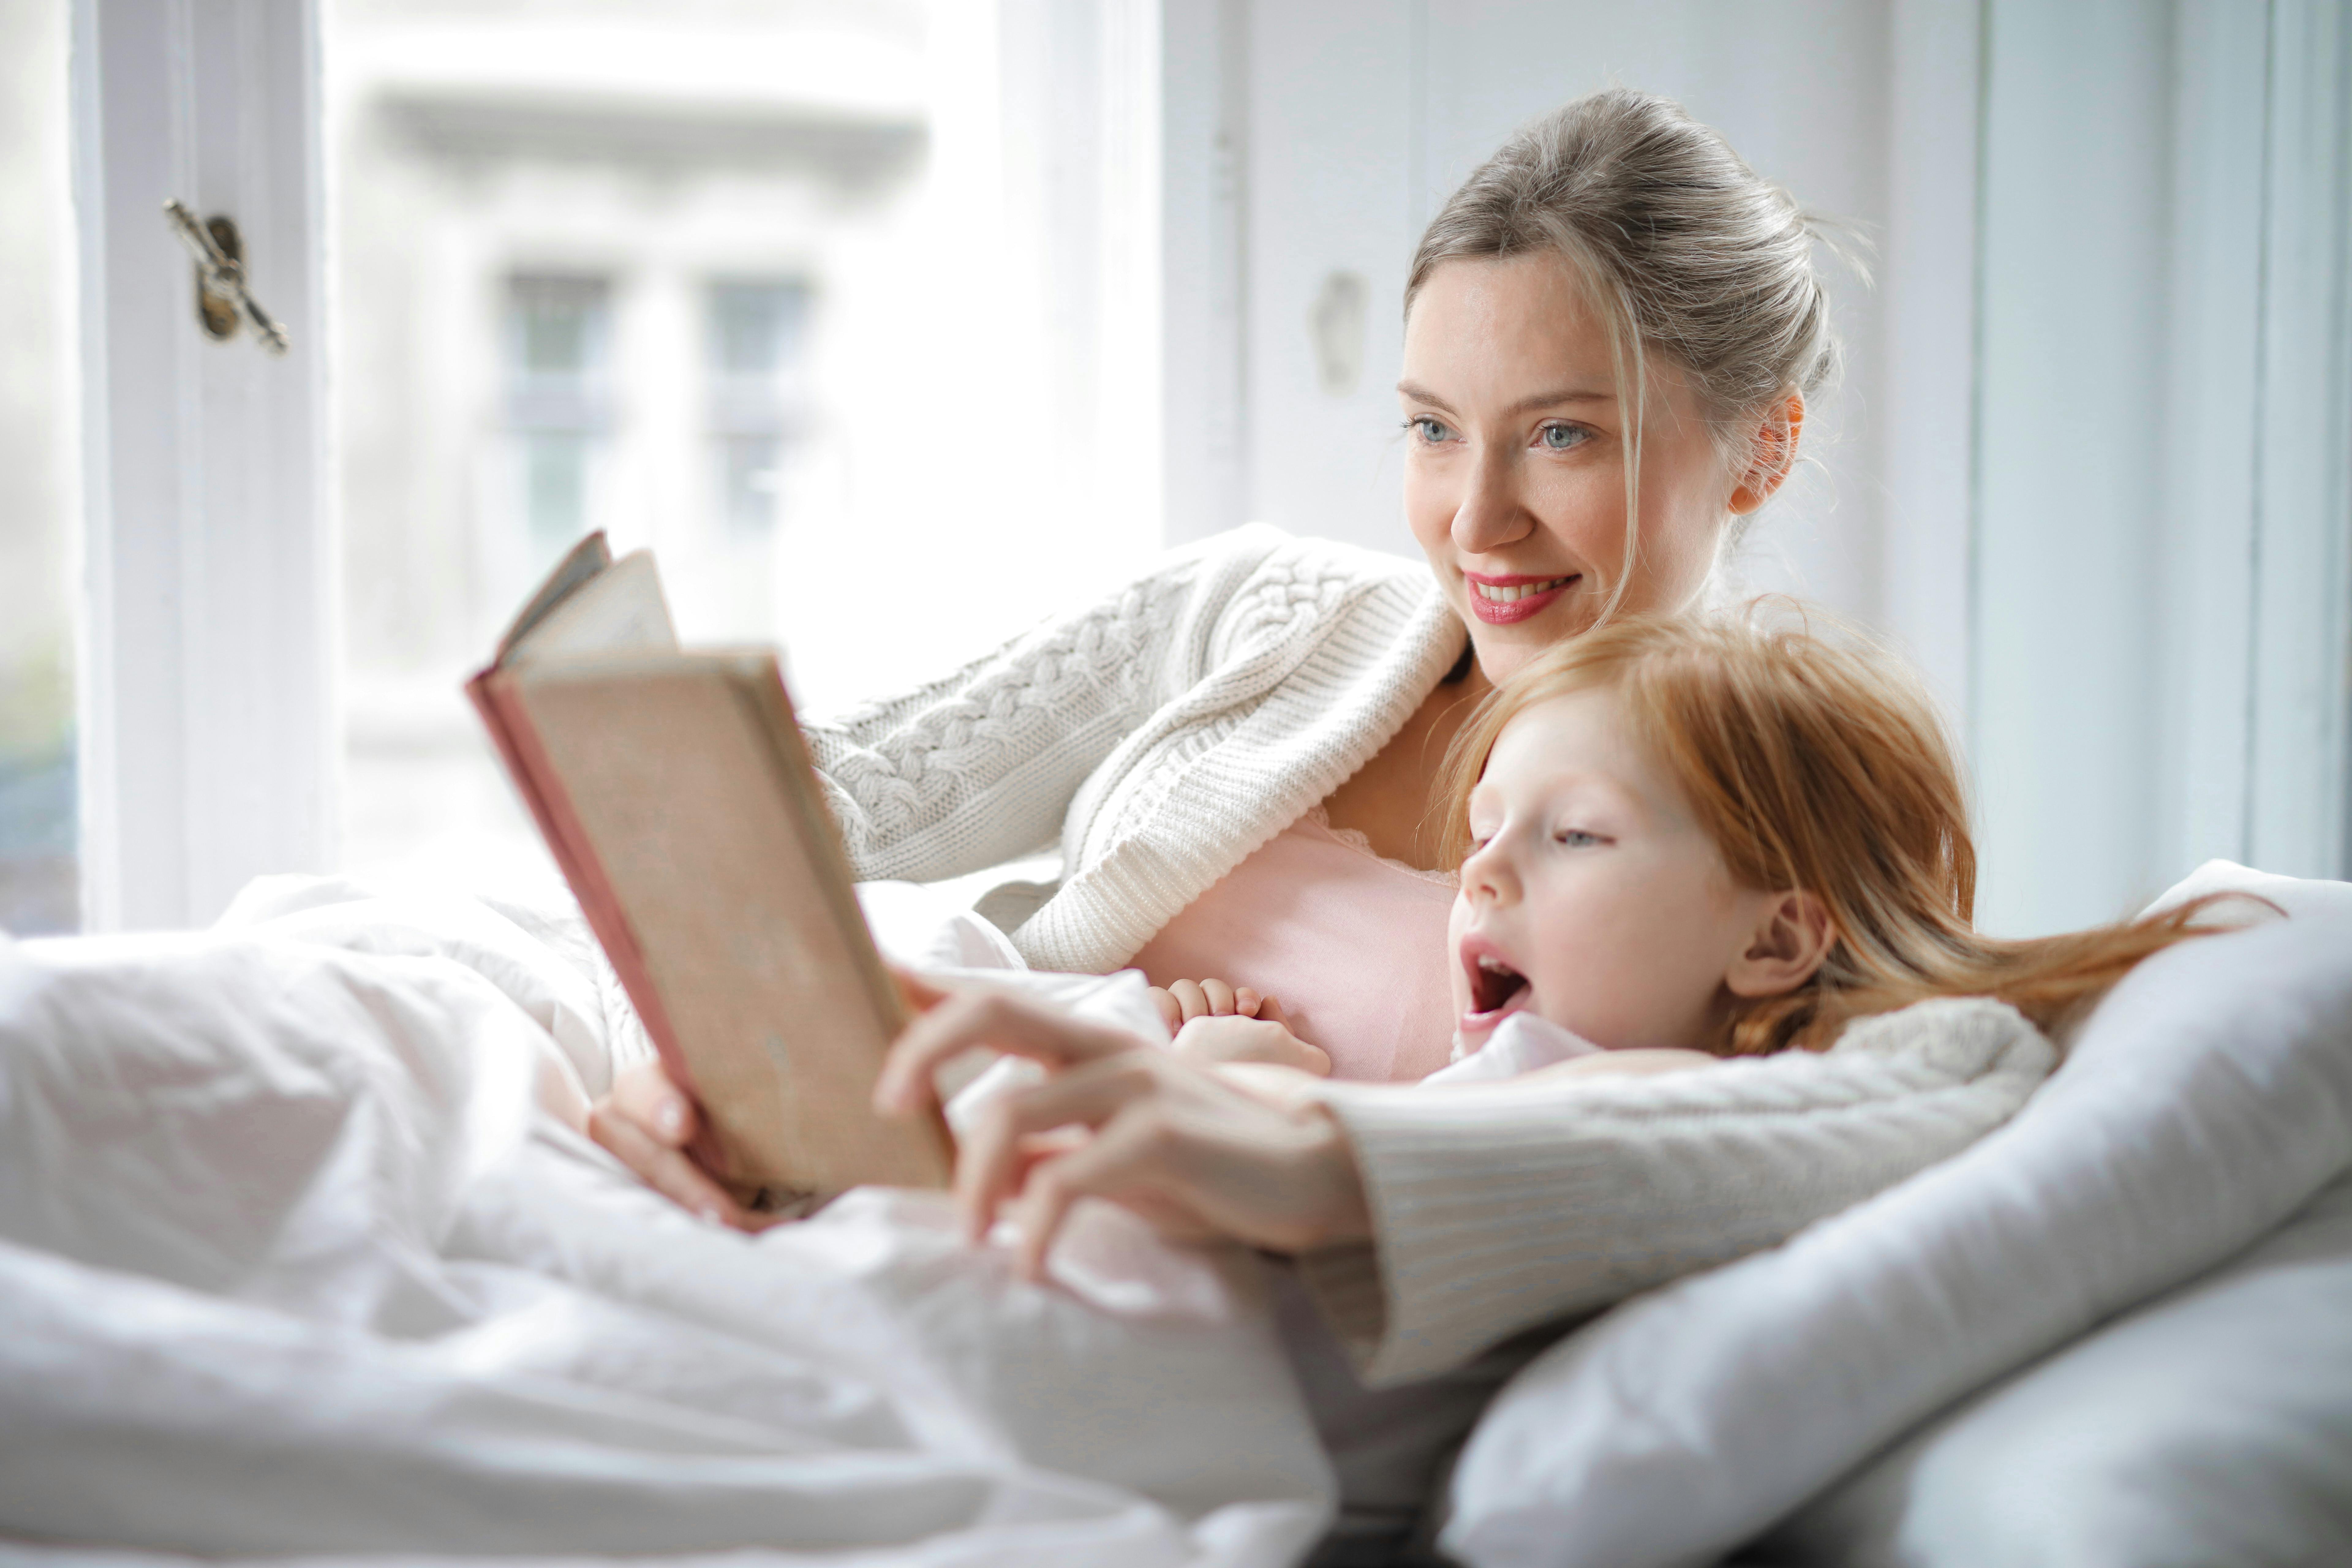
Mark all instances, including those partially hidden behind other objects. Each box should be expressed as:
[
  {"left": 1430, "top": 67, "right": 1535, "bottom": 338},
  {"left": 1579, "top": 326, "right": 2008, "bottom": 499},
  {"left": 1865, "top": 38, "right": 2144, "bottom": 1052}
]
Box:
[
  {"left": 1297, "top": 997, "right": 2058, "bottom": 1385},
  {"left": 803, "top": 525, "right": 1463, "bottom": 973}
]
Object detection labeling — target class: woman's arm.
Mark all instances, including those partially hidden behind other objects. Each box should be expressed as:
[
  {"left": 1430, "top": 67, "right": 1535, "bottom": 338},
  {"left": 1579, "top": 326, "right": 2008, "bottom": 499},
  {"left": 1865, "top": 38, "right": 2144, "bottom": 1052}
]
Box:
[
  {"left": 802, "top": 538, "right": 1252, "bottom": 885},
  {"left": 1297, "top": 1000, "right": 2056, "bottom": 1385},
  {"left": 879, "top": 985, "right": 2055, "bottom": 1388}
]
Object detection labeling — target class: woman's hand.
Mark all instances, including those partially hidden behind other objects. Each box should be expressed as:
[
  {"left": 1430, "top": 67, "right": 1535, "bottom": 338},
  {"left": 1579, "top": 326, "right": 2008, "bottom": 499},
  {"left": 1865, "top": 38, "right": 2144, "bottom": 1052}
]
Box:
[
  {"left": 586, "top": 1060, "right": 779, "bottom": 1231},
  {"left": 874, "top": 983, "right": 1373, "bottom": 1277}
]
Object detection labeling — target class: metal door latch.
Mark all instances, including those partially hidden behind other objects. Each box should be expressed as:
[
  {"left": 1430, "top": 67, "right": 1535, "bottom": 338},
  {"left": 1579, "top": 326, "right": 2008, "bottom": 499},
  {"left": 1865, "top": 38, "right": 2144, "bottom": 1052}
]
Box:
[{"left": 164, "top": 199, "right": 290, "bottom": 356}]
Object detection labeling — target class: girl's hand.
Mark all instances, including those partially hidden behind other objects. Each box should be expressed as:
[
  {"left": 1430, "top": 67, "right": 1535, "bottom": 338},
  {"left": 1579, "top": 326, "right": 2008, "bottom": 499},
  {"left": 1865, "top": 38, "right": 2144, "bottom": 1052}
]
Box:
[
  {"left": 1171, "top": 1012, "right": 1333, "bottom": 1076},
  {"left": 586, "top": 1061, "right": 778, "bottom": 1232},
  {"left": 874, "top": 982, "right": 1373, "bottom": 1277},
  {"left": 1148, "top": 977, "right": 1273, "bottom": 1032}
]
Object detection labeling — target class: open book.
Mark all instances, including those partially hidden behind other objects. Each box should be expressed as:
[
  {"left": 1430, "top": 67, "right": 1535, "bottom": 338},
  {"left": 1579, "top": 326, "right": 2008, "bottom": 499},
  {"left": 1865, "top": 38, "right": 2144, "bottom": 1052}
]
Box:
[{"left": 467, "top": 533, "right": 952, "bottom": 1209}]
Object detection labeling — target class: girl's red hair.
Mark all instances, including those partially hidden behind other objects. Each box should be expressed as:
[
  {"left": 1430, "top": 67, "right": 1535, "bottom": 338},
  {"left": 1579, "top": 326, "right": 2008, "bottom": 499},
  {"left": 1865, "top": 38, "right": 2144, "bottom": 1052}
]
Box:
[{"left": 1442, "top": 607, "right": 2240, "bottom": 1054}]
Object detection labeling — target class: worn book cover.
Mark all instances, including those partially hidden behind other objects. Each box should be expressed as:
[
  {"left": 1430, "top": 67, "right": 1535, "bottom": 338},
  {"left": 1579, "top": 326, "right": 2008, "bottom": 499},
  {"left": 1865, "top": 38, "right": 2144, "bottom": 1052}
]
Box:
[{"left": 468, "top": 533, "right": 952, "bottom": 1208}]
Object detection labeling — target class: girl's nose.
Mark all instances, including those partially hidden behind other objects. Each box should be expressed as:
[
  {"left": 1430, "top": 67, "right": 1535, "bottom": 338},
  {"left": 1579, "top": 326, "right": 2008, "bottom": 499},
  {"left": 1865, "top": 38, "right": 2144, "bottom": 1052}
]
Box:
[
  {"left": 1461, "top": 832, "right": 1519, "bottom": 904},
  {"left": 1451, "top": 444, "right": 1533, "bottom": 556}
]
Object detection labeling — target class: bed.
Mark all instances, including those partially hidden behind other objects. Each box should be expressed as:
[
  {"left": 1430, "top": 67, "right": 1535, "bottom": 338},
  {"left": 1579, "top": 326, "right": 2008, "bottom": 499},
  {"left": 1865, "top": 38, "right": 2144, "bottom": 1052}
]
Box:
[{"left": 2, "top": 863, "right": 2347, "bottom": 1567}]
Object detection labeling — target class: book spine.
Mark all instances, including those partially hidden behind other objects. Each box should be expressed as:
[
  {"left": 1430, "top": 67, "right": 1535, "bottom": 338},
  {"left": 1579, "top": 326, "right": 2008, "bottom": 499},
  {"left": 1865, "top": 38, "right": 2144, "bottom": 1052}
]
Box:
[{"left": 466, "top": 671, "right": 705, "bottom": 1123}]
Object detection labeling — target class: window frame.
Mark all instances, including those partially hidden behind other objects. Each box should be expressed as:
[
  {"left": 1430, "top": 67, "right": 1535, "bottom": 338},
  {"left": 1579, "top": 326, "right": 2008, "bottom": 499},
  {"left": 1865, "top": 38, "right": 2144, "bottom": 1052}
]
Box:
[{"left": 72, "top": 0, "right": 335, "bottom": 930}]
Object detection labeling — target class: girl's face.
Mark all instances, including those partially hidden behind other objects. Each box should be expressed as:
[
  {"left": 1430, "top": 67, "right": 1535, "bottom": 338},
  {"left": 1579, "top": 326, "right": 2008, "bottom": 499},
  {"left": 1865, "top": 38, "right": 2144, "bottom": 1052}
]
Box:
[
  {"left": 1400, "top": 253, "right": 1739, "bottom": 683},
  {"left": 1448, "top": 688, "right": 1786, "bottom": 1053}
]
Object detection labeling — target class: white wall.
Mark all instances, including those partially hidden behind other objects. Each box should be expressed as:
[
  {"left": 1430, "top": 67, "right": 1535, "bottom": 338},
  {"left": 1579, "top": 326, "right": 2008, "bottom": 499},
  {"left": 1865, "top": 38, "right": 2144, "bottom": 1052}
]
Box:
[
  {"left": 1155, "top": 0, "right": 2350, "bottom": 937},
  {"left": 1170, "top": 0, "right": 1908, "bottom": 640},
  {"left": 1970, "top": 0, "right": 2352, "bottom": 933}
]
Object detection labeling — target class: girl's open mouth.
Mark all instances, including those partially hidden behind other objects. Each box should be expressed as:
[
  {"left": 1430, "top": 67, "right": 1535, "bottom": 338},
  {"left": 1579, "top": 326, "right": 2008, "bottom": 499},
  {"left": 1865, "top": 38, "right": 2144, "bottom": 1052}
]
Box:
[{"left": 1461, "top": 944, "right": 1532, "bottom": 1030}]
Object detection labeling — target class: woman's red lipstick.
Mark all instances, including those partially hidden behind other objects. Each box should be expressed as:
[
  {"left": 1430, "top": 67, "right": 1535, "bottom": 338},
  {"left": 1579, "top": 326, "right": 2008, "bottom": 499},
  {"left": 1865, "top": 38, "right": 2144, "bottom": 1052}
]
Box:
[{"left": 1465, "top": 572, "right": 1578, "bottom": 626}]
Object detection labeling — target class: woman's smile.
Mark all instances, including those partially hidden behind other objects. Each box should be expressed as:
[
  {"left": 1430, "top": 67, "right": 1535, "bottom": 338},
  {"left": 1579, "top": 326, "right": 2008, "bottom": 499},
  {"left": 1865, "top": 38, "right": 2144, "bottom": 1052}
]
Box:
[{"left": 1466, "top": 572, "right": 1580, "bottom": 624}]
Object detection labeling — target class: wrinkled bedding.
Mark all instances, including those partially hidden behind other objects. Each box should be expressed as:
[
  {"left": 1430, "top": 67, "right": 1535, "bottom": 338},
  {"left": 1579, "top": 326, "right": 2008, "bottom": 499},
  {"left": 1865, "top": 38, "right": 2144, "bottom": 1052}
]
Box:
[
  {"left": 0, "top": 877, "right": 1332, "bottom": 1566},
  {"left": 6, "top": 865, "right": 2348, "bottom": 1568}
]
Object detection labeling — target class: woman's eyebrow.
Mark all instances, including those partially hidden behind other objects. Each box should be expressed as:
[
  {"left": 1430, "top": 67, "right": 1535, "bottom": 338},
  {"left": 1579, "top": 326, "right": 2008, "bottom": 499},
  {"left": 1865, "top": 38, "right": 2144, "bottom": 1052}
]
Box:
[{"left": 1396, "top": 381, "right": 1616, "bottom": 417}]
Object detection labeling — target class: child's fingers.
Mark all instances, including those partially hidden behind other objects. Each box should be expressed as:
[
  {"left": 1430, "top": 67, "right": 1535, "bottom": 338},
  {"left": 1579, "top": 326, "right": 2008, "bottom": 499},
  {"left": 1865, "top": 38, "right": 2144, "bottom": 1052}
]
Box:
[
  {"left": 1147, "top": 986, "right": 1184, "bottom": 1033},
  {"left": 1199, "top": 978, "right": 1238, "bottom": 1016},
  {"left": 1166, "top": 978, "right": 1208, "bottom": 1022},
  {"left": 1257, "top": 995, "right": 1290, "bottom": 1029}
]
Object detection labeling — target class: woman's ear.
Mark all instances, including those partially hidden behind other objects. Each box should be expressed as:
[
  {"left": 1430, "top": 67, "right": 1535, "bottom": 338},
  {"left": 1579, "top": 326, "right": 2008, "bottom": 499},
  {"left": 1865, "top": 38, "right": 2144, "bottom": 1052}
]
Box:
[
  {"left": 1728, "top": 392, "right": 1805, "bottom": 516},
  {"left": 1725, "top": 888, "right": 1836, "bottom": 998}
]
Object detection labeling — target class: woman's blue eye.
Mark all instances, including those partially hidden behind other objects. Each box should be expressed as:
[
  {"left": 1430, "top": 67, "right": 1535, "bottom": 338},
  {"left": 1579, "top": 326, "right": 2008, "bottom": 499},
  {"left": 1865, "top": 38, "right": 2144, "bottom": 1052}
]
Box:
[
  {"left": 1410, "top": 416, "right": 1456, "bottom": 444},
  {"left": 1538, "top": 423, "right": 1590, "bottom": 451}
]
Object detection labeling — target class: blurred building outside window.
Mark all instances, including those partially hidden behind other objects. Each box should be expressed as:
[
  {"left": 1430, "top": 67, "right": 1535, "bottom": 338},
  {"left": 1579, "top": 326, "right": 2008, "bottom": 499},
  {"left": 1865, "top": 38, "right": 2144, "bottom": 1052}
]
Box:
[
  {"left": 328, "top": 0, "right": 1162, "bottom": 889},
  {"left": 707, "top": 278, "right": 811, "bottom": 542},
  {"left": 0, "top": 0, "right": 79, "bottom": 935},
  {"left": 507, "top": 274, "right": 615, "bottom": 564}
]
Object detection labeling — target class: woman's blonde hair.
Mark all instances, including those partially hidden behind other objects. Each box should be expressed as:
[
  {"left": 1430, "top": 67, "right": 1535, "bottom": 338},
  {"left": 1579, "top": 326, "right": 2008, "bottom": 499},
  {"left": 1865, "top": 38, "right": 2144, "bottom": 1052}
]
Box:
[
  {"left": 1409, "top": 89, "right": 1855, "bottom": 620},
  {"left": 1441, "top": 609, "right": 2235, "bottom": 1055}
]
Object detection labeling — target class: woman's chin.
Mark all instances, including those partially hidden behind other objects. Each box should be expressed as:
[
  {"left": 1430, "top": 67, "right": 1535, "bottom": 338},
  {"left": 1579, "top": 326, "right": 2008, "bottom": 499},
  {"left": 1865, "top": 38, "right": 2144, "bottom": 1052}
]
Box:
[{"left": 1461, "top": 602, "right": 1594, "bottom": 677}]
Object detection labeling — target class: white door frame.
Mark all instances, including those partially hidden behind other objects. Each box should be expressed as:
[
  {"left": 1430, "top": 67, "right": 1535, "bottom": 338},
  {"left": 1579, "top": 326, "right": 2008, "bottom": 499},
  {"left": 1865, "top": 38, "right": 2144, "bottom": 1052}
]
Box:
[{"left": 72, "top": 0, "right": 336, "bottom": 931}]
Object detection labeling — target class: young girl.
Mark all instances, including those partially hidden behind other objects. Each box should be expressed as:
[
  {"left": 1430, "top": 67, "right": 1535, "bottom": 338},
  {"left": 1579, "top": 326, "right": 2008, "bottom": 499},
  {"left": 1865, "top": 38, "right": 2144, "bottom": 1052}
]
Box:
[
  {"left": 1143, "top": 605, "right": 2229, "bottom": 1091},
  {"left": 883, "top": 605, "right": 2236, "bottom": 1298}
]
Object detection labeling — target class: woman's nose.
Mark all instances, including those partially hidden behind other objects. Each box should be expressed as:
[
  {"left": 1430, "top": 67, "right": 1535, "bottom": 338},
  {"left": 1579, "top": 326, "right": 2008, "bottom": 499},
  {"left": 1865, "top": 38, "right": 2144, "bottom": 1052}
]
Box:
[{"left": 1451, "top": 445, "right": 1533, "bottom": 556}]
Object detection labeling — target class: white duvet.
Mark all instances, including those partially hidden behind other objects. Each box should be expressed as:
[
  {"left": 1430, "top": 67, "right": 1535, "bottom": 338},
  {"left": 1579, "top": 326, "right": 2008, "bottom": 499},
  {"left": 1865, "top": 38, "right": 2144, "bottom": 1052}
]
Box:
[
  {"left": 0, "top": 877, "right": 1333, "bottom": 1566},
  {"left": 6, "top": 866, "right": 2349, "bottom": 1568}
]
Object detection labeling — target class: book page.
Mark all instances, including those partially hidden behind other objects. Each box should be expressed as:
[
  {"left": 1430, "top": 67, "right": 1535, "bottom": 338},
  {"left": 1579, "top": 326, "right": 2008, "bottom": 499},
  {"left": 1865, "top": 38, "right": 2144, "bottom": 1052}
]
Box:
[
  {"left": 493, "top": 531, "right": 612, "bottom": 662},
  {"left": 504, "top": 551, "right": 679, "bottom": 667}
]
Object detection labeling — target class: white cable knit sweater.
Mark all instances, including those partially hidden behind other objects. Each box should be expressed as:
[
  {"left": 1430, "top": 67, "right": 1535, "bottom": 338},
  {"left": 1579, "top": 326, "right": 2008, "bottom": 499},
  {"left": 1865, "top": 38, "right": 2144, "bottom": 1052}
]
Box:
[
  {"left": 804, "top": 523, "right": 1462, "bottom": 973},
  {"left": 804, "top": 526, "right": 2058, "bottom": 1385}
]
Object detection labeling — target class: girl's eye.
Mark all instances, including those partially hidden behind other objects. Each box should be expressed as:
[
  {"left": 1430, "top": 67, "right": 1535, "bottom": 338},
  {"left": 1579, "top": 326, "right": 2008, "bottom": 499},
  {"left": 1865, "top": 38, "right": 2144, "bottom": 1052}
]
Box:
[
  {"left": 1554, "top": 828, "right": 1604, "bottom": 848},
  {"left": 1408, "top": 416, "right": 1457, "bottom": 445},
  {"left": 1537, "top": 423, "right": 1591, "bottom": 452}
]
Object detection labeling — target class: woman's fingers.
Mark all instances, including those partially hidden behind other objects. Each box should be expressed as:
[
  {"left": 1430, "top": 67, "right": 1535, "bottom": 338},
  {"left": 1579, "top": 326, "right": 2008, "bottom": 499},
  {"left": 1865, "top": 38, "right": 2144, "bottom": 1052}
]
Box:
[
  {"left": 891, "top": 964, "right": 952, "bottom": 1013},
  {"left": 1199, "top": 978, "right": 1237, "bottom": 1016},
  {"left": 1011, "top": 1106, "right": 1182, "bottom": 1279},
  {"left": 608, "top": 1060, "right": 697, "bottom": 1147},
  {"left": 875, "top": 984, "right": 1146, "bottom": 1116},
  {"left": 1147, "top": 986, "right": 1184, "bottom": 1034},
  {"left": 954, "top": 1053, "right": 1160, "bottom": 1240},
  {"left": 587, "top": 1097, "right": 766, "bottom": 1231}
]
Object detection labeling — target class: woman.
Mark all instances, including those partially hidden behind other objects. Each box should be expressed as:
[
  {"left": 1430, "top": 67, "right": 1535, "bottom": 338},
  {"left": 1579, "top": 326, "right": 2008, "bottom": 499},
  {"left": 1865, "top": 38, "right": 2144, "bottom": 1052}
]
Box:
[{"left": 594, "top": 87, "right": 1840, "bottom": 1374}]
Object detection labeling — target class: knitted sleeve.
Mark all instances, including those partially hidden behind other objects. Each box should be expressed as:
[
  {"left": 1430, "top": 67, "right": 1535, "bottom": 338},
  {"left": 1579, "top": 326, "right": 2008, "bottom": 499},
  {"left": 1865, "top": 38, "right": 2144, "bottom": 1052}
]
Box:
[
  {"left": 1296, "top": 998, "right": 2057, "bottom": 1386},
  {"left": 800, "top": 538, "right": 1241, "bottom": 885}
]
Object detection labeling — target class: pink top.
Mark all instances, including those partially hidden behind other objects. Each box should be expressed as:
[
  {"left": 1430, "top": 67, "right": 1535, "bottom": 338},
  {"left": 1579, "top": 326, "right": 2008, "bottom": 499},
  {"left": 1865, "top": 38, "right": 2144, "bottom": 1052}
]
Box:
[{"left": 1130, "top": 806, "right": 1461, "bottom": 1082}]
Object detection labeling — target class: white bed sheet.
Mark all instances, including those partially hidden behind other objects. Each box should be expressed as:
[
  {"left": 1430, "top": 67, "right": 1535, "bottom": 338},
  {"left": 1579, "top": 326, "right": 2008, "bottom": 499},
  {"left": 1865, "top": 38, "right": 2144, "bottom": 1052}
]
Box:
[{"left": 0, "top": 878, "right": 1332, "bottom": 1566}]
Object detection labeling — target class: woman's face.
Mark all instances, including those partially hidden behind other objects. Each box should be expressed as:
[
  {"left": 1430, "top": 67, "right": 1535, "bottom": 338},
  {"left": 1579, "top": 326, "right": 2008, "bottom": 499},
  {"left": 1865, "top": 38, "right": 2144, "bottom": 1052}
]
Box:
[{"left": 1400, "top": 253, "right": 1738, "bottom": 682}]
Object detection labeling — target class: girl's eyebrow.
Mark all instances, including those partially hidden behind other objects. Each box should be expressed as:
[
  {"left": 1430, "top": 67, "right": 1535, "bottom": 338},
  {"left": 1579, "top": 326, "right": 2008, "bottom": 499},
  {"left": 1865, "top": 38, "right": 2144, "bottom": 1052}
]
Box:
[{"left": 1396, "top": 380, "right": 1616, "bottom": 418}]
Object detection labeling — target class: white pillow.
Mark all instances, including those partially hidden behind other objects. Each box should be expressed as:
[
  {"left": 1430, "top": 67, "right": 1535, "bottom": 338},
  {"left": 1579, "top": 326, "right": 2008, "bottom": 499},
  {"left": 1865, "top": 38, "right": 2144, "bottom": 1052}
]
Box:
[
  {"left": 1755, "top": 1166, "right": 2352, "bottom": 1566},
  {"left": 1442, "top": 899, "right": 2352, "bottom": 1568},
  {"left": 1751, "top": 860, "right": 2352, "bottom": 1566}
]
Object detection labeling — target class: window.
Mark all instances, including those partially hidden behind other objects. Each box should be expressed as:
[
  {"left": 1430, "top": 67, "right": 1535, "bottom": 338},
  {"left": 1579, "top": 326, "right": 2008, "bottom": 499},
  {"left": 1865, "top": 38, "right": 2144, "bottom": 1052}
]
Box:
[
  {"left": 508, "top": 275, "right": 614, "bottom": 568},
  {"left": 0, "top": 0, "right": 76, "bottom": 933},
  {"left": 707, "top": 280, "right": 810, "bottom": 541}
]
